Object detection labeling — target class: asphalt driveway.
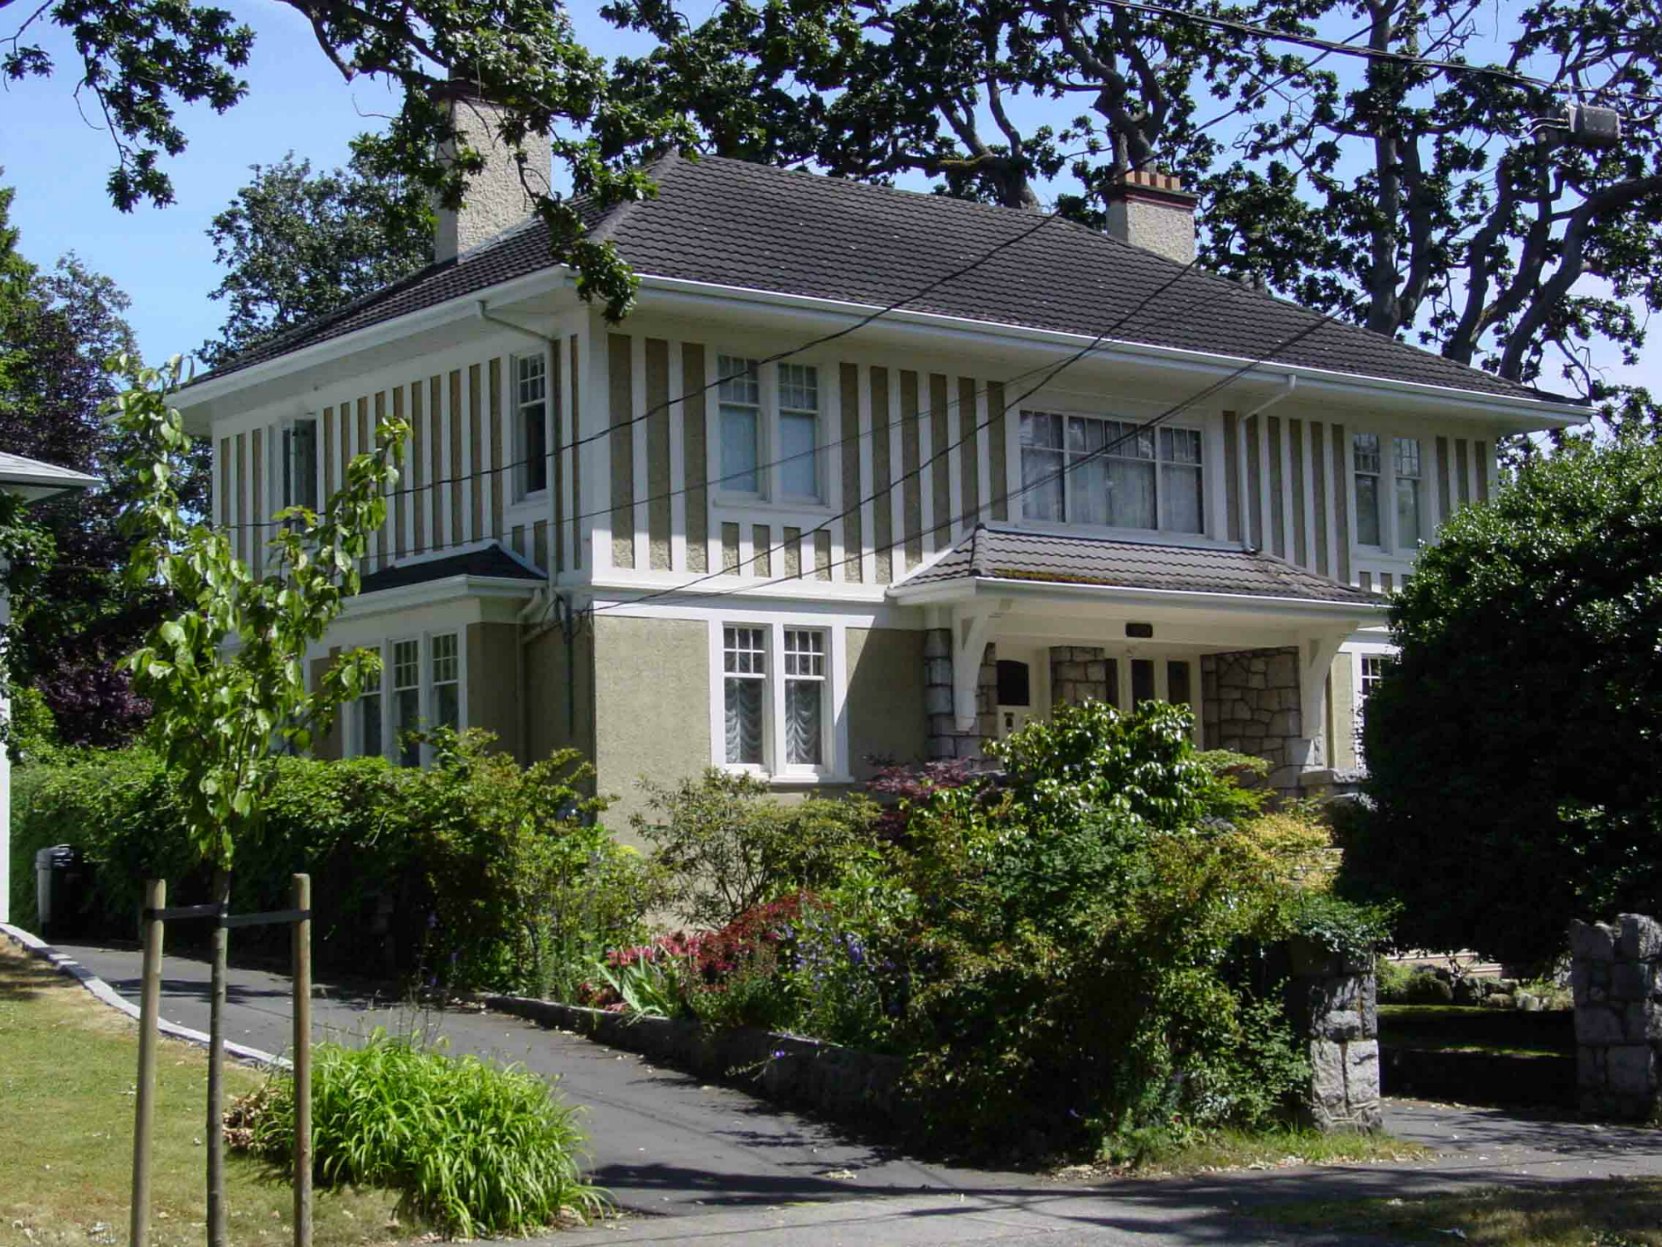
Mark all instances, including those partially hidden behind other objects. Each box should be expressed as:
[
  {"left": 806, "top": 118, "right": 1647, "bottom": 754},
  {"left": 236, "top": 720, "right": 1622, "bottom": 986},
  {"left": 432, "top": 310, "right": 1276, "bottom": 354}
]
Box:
[
  {"left": 51, "top": 941, "right": 1023, "bottom": 1216},
  {"left": 44, "top": 940, "right": 1662, "bottom": 1244}
]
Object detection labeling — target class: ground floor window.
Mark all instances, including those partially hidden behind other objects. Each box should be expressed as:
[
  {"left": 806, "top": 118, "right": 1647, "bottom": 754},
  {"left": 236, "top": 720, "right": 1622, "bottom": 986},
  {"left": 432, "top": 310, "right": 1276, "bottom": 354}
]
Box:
[
  {"left": 717, "top": 621, "right": 836, "bottom": 777},
  {"left": 1352, "top": 649, "right": 1392, "bottom": 764},
  {"left": 348, "top": 631, "right": 466, "bottom": 764}
]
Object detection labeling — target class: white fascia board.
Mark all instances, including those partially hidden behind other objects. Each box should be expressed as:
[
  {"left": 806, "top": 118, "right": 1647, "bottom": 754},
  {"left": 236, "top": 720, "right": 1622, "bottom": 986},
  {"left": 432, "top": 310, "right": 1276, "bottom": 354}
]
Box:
[
  {"left": 340, "top": 574, "right": 539, "bottom": 621},
  {"left": 174, "top": 267, "right": 571, "bottom": 414},
  {"left": 634, "top": 273, "right": 1590, "bottom": 429},
  {"left": 584, "top": 572, "right": 889, "bottom": 607},
  {"left": 888, "top": 573, "right": 1387, "bottom": 621}
]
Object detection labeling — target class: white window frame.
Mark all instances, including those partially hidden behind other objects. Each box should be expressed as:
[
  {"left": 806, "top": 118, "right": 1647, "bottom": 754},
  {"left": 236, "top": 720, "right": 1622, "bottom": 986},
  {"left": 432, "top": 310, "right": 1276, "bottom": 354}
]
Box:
[
  {"left": 513, "top": 352, "right": 551, "bottom": 501},
  {"left": 1350, "top": 644, "right": 1394, "bottom": 766},
  {"left": 1352, "top": 431, "right": 1425, "bottom": 556},
  {"left": 713, "top": 356, "right": 828, "bottom": 507},
  {"left": 1018, "top": 409, "right": 1205, "bottom": 536},
  {"left": 709, "top": 619, "right": 844, "bottom": 781},
  {"left": 346, "top": 632, "right": 469, "bottom": 766},
  {"left": 280, "top": 415, "right": 321, "bottom": 515}
]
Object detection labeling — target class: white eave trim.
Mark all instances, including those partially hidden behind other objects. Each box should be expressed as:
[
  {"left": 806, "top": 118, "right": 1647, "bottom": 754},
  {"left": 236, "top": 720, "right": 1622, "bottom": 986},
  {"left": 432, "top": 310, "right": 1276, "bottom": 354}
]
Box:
[
  {"left": 173, "top": 255, "right": 1588, "bottom": 429},
  {"left": 341, "top": 572, "right": 540, "bottom": 620},
  {"left": 889, "top": 572, "right": 1387, "bottom": 619},
  {"left": 635, "top": 274, "right": 1589, "bottom": 427}
]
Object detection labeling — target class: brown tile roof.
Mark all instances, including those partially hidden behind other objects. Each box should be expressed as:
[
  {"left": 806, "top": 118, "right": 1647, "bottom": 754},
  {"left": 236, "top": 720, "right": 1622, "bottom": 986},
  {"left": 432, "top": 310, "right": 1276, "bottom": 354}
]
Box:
[
  {"left": 896, "top": 524, "right": 1380, "bottom": 606},
  {"left": 358, "top": 544, "right": 541, "bottom": 595},
  {"left": 202, "top": 152, "right": 1559, "bottom": 405}
]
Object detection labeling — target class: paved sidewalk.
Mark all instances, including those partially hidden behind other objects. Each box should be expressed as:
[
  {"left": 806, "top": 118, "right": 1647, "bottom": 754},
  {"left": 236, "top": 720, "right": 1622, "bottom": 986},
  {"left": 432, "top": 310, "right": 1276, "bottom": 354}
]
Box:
[{"left": 49, "top": 941, "right": 1662, "bottom": 1246}]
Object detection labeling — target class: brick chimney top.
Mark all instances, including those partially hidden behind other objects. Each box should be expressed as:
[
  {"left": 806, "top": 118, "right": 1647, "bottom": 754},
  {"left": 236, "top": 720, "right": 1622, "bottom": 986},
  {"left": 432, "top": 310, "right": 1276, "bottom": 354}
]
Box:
[{"left": 1104, "top": 169, "right": 1198, "bottom": 264}]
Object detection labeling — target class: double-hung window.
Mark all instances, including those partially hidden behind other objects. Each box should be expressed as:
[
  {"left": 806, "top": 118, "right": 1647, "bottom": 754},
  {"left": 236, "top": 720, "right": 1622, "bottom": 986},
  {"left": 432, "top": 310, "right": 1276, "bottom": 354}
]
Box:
[
  {"left": 1354, "top": 651, "right": 1391, "bottom": 762},
  {"left": 431, "top": 633, "right": 460, "bottom": 732},
  {"left": 1353, "top": 433, "right": 1424, "bottom": 554},
  {"left": 723, "top": 626, "right": 767, "bottom": 766},
  {"left": 515, "top": 354, "right": 549, "bottom": 497},
  {"left": 720, "top": 624, "right": 834, "bottom": 776},
  {"left": 1020, "top": 412, "right": 1203, "bottom": 534},
  {"left": 1353, "top": 434, "right": 1383, "bottom": 548},
  {"left": 778, "top": 364, "right": 819, "bottom": 499},
  {"left": 282, "top": 417, "right": 319, "bottom": 514},
  {"left": 783, "top": 629, "right": 826, "bottom": 767},
  {"left": 718, "top": 356, "right": 762, "bottom": 495},
  {"left": 391, "top": 640, "right": 422, "bottom": 767},
  {"left": 356, "top": 664, "right": 382, "bottom": 759},
  {"left": 1393, "top": 437, "right": 1422, "bottom": 548}
]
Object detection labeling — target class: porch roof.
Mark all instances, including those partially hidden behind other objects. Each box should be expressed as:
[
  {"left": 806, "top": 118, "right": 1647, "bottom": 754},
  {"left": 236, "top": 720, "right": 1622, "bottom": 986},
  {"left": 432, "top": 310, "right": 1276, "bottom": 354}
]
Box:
[{"left": 891, "top": 524, "right": 1382, "bottom": 611}]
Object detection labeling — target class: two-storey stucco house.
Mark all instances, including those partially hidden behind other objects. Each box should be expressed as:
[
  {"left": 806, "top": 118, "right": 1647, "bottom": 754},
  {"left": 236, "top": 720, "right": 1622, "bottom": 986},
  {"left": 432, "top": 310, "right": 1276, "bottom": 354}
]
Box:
[{"left": 175, "top": 112, "right": 1585, "bottom": 824}]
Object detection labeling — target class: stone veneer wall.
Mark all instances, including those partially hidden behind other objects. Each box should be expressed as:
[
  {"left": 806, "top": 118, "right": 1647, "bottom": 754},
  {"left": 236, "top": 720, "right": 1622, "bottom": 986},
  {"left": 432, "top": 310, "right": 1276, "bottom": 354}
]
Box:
[
  {"left": 1200, "top": 646, "right": 1303, "bottom": 788},
  {"left": 1571, "top": 914, "right": 1662, "bottom": 1121},
  {"left": 1286, "top": 940, "right": 1383, "bottom": 1131},
  {"left": 1049, "top": 646, "right": 1111, "bottom": 708},
  {"left": 923, "top": 629, "right": 995, "bottom": 761}
]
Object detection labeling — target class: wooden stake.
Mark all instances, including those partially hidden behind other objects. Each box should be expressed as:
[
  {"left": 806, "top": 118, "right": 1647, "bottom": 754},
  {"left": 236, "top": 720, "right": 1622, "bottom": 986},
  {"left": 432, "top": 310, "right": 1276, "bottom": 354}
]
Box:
[
  {"left": 206, "top": 868, "right": 230, "bottom": 1247},
  {"left": 292, "top": 874, "right": 313, "bottom": 1247},
  {"left": 129, "top": 878, "right": 165, "bottom": 1247}
]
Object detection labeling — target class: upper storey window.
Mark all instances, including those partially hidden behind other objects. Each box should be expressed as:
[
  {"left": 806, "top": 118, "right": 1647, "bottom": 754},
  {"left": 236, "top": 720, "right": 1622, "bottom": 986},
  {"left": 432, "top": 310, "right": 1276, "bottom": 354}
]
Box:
[
  {"left": 515, "top": 354, "right": 549, "bottom": 498},
  {"left": 1354, "top": 432, "right": 1423, "bottom": 554},
  {"left": 282, "top": 417, "right": 319, "bottom": 513},
  {"left": 1020, "top": 412, "right": 1203, "bottom": 534},
  {"left": 718, "top": 355, "right": 762, "bottom": 495},
  {"left": 717, "top": 356, "right": 822, "bottom": 503}
]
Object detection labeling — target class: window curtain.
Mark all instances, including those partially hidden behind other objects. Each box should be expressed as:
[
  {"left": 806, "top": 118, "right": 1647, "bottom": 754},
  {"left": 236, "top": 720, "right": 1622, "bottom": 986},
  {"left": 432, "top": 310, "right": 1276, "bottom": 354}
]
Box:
[
  {"left": 785, "top": 681, "right": 822, "bottom": 765},
  {"left": 725, "top": 678, "right": 764, "bottom": 764}
]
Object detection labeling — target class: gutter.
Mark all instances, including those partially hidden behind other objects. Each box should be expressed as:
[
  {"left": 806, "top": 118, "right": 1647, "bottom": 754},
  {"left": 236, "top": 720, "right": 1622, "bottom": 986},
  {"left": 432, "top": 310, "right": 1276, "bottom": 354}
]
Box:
[{"left": 889, "top": 574, "right": 1386, "bottom": 618}]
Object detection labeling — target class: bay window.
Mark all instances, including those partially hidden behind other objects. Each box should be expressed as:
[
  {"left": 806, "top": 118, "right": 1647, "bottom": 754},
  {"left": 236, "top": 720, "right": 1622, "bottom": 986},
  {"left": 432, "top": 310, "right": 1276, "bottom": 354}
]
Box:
[
  {"left": 347, "top": 632, "right": 465, "bottom": 764},
  {"left": 1020, "top": 411, "right": 1203, "bottom": 534}
]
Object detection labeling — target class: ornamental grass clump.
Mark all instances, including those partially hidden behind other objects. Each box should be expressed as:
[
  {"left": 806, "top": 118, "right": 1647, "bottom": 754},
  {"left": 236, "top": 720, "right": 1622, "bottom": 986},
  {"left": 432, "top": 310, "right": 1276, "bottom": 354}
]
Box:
[{"left": 230, "top": 1030, "right": 604, "bottom": 1237}]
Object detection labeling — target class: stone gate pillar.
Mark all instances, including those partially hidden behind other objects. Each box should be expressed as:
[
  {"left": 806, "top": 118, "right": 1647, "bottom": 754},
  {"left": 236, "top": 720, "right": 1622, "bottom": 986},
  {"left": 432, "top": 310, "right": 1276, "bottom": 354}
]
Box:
[
  {"left": 1571, "top": 914, "right": 1662, "bottom": 1120},
  {"left": 1285, "top": 938, "right": 1382, "bottom": 1131}
]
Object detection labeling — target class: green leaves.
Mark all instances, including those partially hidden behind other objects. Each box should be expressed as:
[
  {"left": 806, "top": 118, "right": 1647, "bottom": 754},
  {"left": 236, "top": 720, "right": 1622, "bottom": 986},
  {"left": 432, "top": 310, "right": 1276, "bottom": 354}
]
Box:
[
  {"left": 1351, "top": 439, "right": 1662, "bottom": 966},
  {"left": 111, "top": 355, "right": 405, "bottom": 869}
]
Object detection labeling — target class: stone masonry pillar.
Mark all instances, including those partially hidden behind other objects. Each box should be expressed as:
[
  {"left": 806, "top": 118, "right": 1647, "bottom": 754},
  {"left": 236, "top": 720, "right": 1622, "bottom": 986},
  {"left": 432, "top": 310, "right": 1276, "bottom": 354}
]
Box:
[
  {"left": 924, "top": 629, "right": 995, "bottom": 762},
  {"left": 1571, "top": 914, "right": 1662, "bottom": 1121},
  {"left": 1200, "top": 647, "right": 1304, "bottom": 789},
  {"left": 1285, "top": 938, "right": 1382, "bottom": 1131}
]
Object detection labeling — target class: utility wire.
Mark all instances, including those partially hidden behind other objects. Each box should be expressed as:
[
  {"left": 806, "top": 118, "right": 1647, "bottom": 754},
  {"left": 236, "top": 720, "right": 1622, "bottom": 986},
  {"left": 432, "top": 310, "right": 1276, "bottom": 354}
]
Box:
[
  {"left": 589, "top": 299, "right": 1341, "bottom": 618},
  {"left": 586, "top": 254, "right": 1325, "bottom": 616}
]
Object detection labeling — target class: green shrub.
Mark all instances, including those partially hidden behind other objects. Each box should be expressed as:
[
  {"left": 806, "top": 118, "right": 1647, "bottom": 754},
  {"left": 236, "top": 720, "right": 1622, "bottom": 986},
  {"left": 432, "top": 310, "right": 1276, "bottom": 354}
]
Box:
[
  {"left": 229, "top": 1031, "right": 603, "bottom": 1237},
  {"left": 1404, "top": 971, "right": 1455, "bottom": 1004},
  {"left": 1376, "top": 956, "right": 1415, "bottom": 1003},
  {"left": 9, "top": 732, "right": 658, "bottom": 994},
  {"left": 865, "top": 702, "right": 1341, "bottom": 1154},
  {"left": 631, "top": 769, "right": 878, "bottom": 927}
]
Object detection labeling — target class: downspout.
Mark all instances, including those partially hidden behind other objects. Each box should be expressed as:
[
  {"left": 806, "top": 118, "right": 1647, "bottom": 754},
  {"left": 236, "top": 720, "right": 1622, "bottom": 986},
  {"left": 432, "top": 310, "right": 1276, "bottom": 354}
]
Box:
[
  {"left": 1235, "top": 373, "right": 1297, "bottom": 553},
  {"left": 478, "top": 299, "right": 574, "bottom": 757}
]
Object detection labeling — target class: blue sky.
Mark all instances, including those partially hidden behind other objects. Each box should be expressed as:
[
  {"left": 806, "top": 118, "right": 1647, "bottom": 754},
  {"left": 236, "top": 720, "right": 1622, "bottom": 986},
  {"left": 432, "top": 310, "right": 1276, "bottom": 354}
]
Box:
[{"left": 1, "top": 1, "right": 1654, "bottom": 399}]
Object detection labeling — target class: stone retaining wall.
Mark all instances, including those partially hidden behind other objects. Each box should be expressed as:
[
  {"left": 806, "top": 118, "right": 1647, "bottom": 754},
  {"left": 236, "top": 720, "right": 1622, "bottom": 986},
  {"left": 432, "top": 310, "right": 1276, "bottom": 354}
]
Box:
[
  {"left": 1571, "top": 913, "right": 1662, "bottom": 1121},
  {"left": 483, "top": 995, "right": 907, "bottom": 1133}
]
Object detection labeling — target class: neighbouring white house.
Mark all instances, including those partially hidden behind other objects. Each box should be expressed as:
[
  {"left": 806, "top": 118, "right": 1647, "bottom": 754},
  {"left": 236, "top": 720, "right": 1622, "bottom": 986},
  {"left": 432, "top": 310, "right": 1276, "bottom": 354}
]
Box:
[
  {"left": 173, "top": 103, "right": 1587, "bottom": 828},
  {"left": 0, "top": 451, "right": 97, "bottom": 924}
]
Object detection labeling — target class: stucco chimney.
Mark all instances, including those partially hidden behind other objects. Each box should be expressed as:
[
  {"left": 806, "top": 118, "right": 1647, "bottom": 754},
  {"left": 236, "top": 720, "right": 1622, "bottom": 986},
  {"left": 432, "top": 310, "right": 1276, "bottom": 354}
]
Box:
[
  {"left": 1104, "top": 169, "right": 1197, "bottom": 265},
  {"left": 434, "top": 90, "right": 552, "bottom": 263}
]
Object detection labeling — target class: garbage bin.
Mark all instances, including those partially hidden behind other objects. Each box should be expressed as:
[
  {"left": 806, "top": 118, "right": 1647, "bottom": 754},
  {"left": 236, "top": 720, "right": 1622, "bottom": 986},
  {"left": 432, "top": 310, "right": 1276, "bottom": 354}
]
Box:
[{"left": 35, "top": 845, "right": 89, "bottom": 941}]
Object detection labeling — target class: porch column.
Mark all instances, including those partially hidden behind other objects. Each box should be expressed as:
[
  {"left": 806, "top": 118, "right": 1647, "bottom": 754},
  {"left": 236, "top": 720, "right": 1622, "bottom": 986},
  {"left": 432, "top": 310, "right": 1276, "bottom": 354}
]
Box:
[{"left": 923, "top": 628, "right": 996, "bottom": 761}]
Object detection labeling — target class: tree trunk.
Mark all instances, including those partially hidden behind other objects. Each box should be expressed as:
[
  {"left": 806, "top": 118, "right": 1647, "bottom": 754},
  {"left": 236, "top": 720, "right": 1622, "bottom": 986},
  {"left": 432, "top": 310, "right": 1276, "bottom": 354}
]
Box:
[{"left": 206, "top": 867, "right": 230, "bottom": 1247}]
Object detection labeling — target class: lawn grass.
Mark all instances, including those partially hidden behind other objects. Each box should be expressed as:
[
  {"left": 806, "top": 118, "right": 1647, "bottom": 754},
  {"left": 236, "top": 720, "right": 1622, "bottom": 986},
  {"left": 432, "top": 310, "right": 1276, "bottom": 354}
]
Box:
[
  {"left": 1262, "top": 1179, "right": 1662, "bottom": 1245},
  {"left": 0, "top": 941, "right": 416, "bottom": 1247},
  {"left": 1088, "top": 1125, "right": 1430, "bottom": 1176}
]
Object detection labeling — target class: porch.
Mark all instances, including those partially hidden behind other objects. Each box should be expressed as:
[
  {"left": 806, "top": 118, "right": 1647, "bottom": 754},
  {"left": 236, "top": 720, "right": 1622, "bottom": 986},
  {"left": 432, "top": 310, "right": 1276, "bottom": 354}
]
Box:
[{"left": 893, "top": 525, "right": 1387, "bottom": 788}]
